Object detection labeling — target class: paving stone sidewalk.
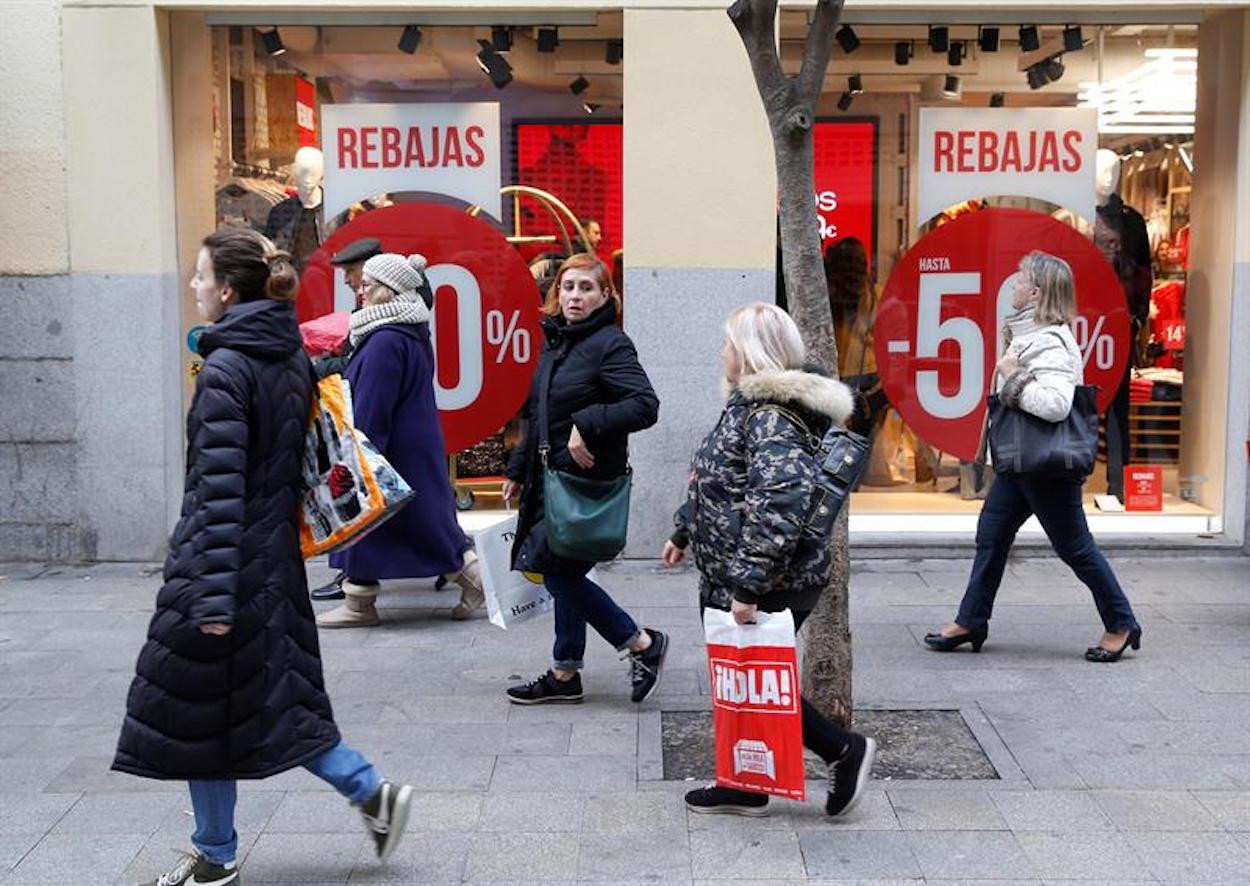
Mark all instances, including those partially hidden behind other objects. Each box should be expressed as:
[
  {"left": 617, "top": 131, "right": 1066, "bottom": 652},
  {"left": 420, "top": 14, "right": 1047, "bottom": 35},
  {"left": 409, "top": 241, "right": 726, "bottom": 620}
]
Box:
[{"left": 1, "top": 552, "right": 1248, "bottom": 884}]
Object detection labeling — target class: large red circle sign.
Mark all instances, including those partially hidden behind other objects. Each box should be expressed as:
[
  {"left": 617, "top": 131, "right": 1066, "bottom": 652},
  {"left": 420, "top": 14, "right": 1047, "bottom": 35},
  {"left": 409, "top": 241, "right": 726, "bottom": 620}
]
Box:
[
  {"left": 875, "top": 208, "right": 1129, "bottom": 461},
  {"left": 300, "top": 203, "right": 542, "bottom": 454}
]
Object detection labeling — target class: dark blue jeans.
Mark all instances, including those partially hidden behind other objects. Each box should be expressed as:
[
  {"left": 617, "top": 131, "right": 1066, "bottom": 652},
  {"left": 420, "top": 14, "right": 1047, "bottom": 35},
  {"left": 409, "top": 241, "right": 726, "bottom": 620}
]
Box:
[
  {"left": 956, "top": 472, "right": 1139, "bottom": 633},
  {"left": 547, "top": 572, "right": 640, "bottom": 671}
]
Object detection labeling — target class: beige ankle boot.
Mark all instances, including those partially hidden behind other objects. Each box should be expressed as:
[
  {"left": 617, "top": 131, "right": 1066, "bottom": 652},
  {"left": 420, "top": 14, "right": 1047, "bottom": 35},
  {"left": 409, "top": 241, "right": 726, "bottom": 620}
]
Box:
[
  {"left": 449, "top": 551, "right": 485, "bottom": 620},
  {"left": 316, "top": 580, "right": 380, "bottom": 628}
]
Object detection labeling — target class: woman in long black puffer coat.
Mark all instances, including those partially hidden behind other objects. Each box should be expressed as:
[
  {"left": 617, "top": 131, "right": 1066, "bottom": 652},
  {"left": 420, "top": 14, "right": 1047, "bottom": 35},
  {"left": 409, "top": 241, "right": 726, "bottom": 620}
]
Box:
[
  {"left": 501, "top": 253, "right": 668, "bottom": 707},
  {"left": 114, "top": 228, "right": 412, "bottom": 886}
]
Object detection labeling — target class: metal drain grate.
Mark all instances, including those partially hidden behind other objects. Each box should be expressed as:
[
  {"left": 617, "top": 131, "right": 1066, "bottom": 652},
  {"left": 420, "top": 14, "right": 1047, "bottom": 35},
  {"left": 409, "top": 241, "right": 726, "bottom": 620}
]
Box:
[{"left": 660, "top": 709, "right": 999, "bottom": 781}]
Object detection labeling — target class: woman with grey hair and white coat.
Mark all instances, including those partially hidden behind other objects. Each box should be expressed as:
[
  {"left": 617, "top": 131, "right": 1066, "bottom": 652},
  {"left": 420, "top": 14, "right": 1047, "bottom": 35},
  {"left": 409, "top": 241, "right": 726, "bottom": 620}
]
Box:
[{"left": 925, "top": 250, "right": 1142, "bottom": 662}]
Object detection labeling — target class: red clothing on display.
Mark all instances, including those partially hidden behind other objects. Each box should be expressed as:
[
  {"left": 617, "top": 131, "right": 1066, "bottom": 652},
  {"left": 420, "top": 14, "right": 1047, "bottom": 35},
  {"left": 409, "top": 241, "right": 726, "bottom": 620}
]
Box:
[{"left": 1150, "top": 280, "right": 1186, "bottom": 370}]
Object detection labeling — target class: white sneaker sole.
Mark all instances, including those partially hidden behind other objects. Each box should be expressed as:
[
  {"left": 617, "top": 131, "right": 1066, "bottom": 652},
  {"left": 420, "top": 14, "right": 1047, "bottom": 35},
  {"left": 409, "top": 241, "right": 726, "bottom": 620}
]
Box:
[
  {"left": 377, "top": 784, "right": 412, "bottom": 863},
  {"left": 685, "top": 801, "right": 770, "bottom": 817},
  {"left": 505, "top": 692, "right": 584, "bottom": 705}
]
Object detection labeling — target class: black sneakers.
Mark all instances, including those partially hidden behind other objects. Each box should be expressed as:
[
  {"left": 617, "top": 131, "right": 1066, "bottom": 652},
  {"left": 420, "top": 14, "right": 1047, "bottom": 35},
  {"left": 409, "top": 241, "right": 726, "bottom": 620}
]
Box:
[
  {"left": 826, "top": 734, "right": 877, "bottom": 816},
  {"left": 310, "top": 570, "right": 346, "bottom": 601},
  {"left": 685, "top": 784, "right": 770, "bottom": 817},
  {"left": 506, "top": 670, "right": 585, "bottom": 704},
  {"left": 145, "top": 852, "right": 239, "bottom": 886},
  {"left": 628, "top": 629, "right": 668, "bottom": 703},
  {"left": 360, "top": 781, "right": 413, "bottom": 862}
]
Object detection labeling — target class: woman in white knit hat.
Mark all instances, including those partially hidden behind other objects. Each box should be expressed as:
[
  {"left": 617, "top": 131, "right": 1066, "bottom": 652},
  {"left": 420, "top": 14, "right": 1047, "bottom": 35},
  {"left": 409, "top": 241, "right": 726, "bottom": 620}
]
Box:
[{"left": 316, "top": 252, "right": 485, "bottom": 626}]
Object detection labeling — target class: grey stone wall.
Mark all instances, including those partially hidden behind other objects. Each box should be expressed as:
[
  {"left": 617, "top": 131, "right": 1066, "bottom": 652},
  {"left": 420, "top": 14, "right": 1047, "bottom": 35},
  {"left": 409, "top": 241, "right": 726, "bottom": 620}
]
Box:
[{"left": 622, "top": 266, "right": 772, "bottom": 557}]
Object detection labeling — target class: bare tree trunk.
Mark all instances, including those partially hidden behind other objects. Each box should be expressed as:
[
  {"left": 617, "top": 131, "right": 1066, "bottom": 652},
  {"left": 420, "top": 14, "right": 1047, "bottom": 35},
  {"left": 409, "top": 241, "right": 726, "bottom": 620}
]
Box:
[{"left": 728, "top": 0, "right": 853, "bottom": 727}]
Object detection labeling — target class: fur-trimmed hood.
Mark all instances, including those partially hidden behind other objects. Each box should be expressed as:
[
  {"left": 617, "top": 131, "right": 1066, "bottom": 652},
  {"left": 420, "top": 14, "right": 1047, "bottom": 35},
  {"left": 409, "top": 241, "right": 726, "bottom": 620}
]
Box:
[{"left": 732, "top": 369, "right": 855, "bottom": 428}]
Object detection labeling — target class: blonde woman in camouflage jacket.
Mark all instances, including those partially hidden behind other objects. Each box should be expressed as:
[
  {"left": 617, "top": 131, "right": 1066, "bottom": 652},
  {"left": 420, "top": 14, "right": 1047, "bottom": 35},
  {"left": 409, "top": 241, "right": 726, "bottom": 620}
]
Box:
[{"left": 662, "top": 302, "right": 877, "bottom": 820}]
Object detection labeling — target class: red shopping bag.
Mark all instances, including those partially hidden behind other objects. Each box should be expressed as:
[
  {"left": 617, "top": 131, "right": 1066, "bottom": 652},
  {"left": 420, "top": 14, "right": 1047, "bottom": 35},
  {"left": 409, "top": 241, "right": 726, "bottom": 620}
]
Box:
[{"left": 704, "top": 608, "right": 806, "bottom": 801}]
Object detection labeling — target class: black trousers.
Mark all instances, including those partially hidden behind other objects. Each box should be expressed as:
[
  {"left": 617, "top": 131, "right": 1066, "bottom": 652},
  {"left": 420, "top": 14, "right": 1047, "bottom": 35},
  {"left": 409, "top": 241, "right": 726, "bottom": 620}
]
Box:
[{"left": 1104, "top": 365, "right": 1132, "bottom": 499}]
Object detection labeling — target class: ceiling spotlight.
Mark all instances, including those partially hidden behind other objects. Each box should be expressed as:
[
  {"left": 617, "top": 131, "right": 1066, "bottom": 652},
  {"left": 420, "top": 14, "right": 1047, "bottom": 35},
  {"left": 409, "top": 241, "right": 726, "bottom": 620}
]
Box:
[
  {"left": 262, "top": 28, "right": 285, "bottom": 57},
  {"left": 929, "top": 26, "right": 950, "bottom": 53},
  {"left": 942, "top": 74, "right": 961, "bottom": 98},
  {"left": 948, "top": 41, "right": 965, "bottom": 66},
  {"left": 978, "top": 27, "right": 1000, "bottom": 53},
  {"left": 836, "top": 26, "right": 861, "bottom": 54},
  {"left": 894, "top": 41, "right": 913, "bottom": 66},
  {"left": 848, "top": 74, "right": 864, "bottom": 95},
  {"left": 837, "top": 92, "right": 854, "bottom": 112},
  {"left": 582, "top": 102, "right": 601, "bottom": 115},
  {"left": 537, "top": 27, "right": 559, "bottom": 53},
  {"left": 476, "top": 40, "right": 513, "bottom": 89},
  {"left": 398, "top": 25, "right": 423, "bottom": 55},
  {"left": 1043, "top": 56, "right": 1065, "bottom": 83},
  {"left": 569, "top": 75, "right": 589, "bottom": 96},
  {"left": 1027, "top": 63, "right": 1048, "bottom": 89},
  {"left": 1063, "top": 25, "right": 1084, "bottom": 52},
  {"left": 990, "top": 92, "right": 1005, "bottom": 107},
  {"left": 605, "top": 39, "right": 623, "bottom": 65},
  {"left": 491, "top": 26, "right": 513, "bottom": 53},
  {"left": 1019, "top": 25, "right": 1040, "bottom": 53}
]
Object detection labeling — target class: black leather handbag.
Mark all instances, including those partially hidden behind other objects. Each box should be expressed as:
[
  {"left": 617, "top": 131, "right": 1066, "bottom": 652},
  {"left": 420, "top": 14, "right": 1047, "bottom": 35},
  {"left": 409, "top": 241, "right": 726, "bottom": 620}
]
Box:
[{"left": 987, "top": 384, "right": 1099, "bottom": 477}]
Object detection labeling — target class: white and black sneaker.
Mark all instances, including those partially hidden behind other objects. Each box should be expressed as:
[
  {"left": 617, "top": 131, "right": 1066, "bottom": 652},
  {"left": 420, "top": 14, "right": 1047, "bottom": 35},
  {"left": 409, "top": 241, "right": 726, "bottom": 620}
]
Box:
[
  {"left": 628, "top": 629, "right": 668, "bottom": 703},
  {"left": 144, "top": 851, "right": 239, "bottom": 886},
  {"left": 685, "top": 784, "right": 770, "bottom": 817},
  {"left": 360, "top": 781, "right": 413, "bottom": 862},
  {"left": 826, "top": 734, "right": 876, "bottom": 817},
  {"left": 506, "top": 670, "right": 585, "bottom": 704}
]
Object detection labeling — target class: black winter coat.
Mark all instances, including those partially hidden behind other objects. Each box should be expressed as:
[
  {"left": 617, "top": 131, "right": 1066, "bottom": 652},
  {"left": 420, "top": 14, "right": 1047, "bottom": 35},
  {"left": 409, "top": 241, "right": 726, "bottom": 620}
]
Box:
[
  {"left": 507, "top": 303, "right": 659, "bottom": 575},
  {"left": 673, "top": 369, "right": 854, "bottom": 614},
  {"left": 114, "top": 299, "right": 340, "bottom": 781}
]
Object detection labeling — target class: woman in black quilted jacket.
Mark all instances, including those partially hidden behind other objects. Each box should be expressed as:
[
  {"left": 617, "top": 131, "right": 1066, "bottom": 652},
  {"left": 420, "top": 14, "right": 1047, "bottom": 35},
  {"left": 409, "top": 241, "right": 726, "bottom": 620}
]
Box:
[
  {"left": 663, "top": 302, "right": 877, "bottom": 820},
  {"left": 114, "top": 229, "right": 411, "bottom": 886}
]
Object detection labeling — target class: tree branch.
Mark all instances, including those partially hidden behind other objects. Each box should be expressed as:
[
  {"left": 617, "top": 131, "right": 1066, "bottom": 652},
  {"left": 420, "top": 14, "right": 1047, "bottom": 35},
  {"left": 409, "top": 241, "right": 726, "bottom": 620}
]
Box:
[
  {"left": 797, "top": 0, "right": 844, "bottom": 103},
  {"left": 728, "top": 0, "right": 787, "bottom": 113}
]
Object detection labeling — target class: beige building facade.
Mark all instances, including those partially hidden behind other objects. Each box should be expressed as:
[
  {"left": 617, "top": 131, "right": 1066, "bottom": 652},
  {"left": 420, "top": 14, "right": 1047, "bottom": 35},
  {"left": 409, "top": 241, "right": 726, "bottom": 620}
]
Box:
[{"left": 2, "top": 1, "right": 1248, "bottom": 560}]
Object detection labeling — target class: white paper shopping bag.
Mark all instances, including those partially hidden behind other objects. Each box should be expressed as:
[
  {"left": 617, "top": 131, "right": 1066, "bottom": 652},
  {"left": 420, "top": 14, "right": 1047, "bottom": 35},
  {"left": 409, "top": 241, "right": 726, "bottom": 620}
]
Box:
[{"left": 473, "top": 514, "right": 554, "bottom": 629}]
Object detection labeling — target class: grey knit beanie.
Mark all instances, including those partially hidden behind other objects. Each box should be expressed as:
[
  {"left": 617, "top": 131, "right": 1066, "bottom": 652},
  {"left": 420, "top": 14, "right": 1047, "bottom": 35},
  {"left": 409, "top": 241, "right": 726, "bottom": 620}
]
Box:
[{"left": 363, "top": 253, "right": 428, "bottom": 302}]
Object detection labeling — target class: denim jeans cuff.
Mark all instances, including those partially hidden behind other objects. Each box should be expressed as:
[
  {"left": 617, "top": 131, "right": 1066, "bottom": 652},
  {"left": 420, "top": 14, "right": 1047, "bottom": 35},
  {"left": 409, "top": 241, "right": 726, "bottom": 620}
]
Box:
[
  {"left": 553, "top": 659, "right": 584, "bottom": 671},
  {"left": 614, "top": 629, "right": 642, "bottom": 654}
]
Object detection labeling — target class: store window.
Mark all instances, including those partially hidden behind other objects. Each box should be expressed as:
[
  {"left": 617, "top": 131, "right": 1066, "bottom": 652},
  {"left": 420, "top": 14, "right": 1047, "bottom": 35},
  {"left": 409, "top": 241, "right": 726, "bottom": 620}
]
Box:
[{"left": 793, "top": 22, "right": 1206, "bottom": 530}]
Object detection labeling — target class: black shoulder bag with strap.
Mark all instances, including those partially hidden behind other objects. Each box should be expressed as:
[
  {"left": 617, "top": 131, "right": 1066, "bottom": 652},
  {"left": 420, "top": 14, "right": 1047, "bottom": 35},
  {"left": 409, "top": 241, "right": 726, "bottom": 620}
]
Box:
[
  {"left": 744, "top": 404, "right": 872, "bottom": 541},
  {"left": 537, "top": 352, "right": 633, "bottom": 562},
  {"left": 986, "top": 330, "right": 1099, "bottom": 477}
]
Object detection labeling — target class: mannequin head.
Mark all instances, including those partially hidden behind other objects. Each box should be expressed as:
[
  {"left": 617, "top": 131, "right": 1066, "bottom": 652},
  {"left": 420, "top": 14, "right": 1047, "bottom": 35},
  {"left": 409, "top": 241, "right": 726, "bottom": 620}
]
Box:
[
  {"left": 1095, "top": 149, "right": 1121, "bottom": 206},
  {"left": 292, "top": 146, "right": 325, "bottom": 209}
]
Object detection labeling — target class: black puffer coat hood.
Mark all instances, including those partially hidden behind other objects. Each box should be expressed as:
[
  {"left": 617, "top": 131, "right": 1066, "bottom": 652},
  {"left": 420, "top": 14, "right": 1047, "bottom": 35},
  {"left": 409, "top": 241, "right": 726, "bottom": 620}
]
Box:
[
  {"left": 674, "top": 367, "right": 854, "bottom": 614},
  {"left": 114, "top": 298, "right": 341, "bottom": 780}
]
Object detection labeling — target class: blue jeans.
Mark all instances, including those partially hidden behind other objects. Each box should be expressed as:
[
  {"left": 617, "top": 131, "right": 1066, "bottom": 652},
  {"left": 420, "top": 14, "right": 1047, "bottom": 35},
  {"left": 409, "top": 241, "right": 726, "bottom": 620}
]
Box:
[
  {"left": 956, "top": 472, "right": 1139, "bottom": 633},
  {"left": 547, "top": 572, "right": 640, "bottom": 670},
  {"left": 188, "top": 742, "right": 381, "bottom": 864}
]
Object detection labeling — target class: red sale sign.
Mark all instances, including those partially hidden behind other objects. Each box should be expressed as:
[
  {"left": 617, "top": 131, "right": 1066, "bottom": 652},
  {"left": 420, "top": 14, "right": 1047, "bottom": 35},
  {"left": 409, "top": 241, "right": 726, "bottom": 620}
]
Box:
[
  {"left": 875, "top": 209, "right": 1129, "bottom": 461},
  {"left": 298, "top": 203, "right": 541, "bottom": 454},
  {"left": 814, "top": 121, "right": 877, "bottom": 262},
  {"left": 705, "top": 609, "right": 805, "bottom": 801}
]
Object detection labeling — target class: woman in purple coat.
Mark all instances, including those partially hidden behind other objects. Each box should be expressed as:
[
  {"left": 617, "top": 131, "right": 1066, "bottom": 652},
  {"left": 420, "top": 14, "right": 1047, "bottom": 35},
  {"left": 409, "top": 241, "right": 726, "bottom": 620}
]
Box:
[{"left": 317, "top": 252, "right": 484, "bottom": 627}]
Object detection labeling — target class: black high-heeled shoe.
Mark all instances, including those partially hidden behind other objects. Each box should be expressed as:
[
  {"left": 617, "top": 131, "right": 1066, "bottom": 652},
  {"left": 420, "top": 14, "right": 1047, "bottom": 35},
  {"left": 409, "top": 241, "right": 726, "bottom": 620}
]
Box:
[
  {"left": 1084, "top": 627, "right": 1142, "bottom": 663},
  {"left": 923, "top": 626, "right": 988, "bottom": 653}
]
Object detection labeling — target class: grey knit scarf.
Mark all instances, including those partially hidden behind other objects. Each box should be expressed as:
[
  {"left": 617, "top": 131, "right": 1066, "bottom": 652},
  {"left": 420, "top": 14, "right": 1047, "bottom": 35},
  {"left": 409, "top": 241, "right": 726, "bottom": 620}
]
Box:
[{"left": 349, "top": 297, "right": 430, "bottom": 346}]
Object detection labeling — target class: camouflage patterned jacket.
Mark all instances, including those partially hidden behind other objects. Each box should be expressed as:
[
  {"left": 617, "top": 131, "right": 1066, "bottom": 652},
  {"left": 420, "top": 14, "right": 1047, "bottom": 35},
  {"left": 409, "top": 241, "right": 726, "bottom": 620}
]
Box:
[{"left": 672, "top": 368, "right": 854, "bottom": 613}]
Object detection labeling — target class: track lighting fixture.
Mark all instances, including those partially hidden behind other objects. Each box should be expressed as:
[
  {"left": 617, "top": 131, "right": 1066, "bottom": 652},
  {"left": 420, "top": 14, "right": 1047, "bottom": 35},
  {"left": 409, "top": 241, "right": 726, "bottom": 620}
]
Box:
[
  {"left": 929, "top": 26, "right": 950, "bottom": 53},
  {"left": 848, "top": 74, "right": 864, "bottom": 95},
  {"left": 990, "top": 92, "right": 1005, "bottom": 107},
  {"left": 942, "top": 74, "right": 961, "bottom": 98},
  {"left": 1019, "top": 25, "right": 1040, "bottom": 53},
  {"left": 605, "top": 39, "right": 623, "bottom": 65},
  {"left": 476, "top": 40, "right": 513, "bottom": 89},
  {"left": 837, "top": 92, "right": 854, "bottom": 111},
  {"left": 569, "top": 75, "right": 589, "bottom": 96},
  {"left": 894, "top": 41, "right": 913, "bottom": 66},
  {"left": 262, "top": 28, "right": 285, "bottom": 57},
  {"left": 537, "top": 27, "right": 559, "bottom": 53},
  {"left": 1063, "top": 25, "right": 1084, "bottom": 52},
  {"left": 1043, "top": 56, "right": 1065, "bottom": 82},
  {"left": 491, "top": 26, "right": 513, "bottom": 53},
  {"left": 836, "top": 26, "right": 860, "bottom": 54},
  {"left": 1027, "top": 62, "right": 1048, "bottom": 89},
  {"left": 948, "top": 41, "right": 965, "bottom": 67},
  {"left": 582, "top": 102, "right": 600, "bottom": 115},
  {"left": 978, "top": 27, "right": 1000, "bottom": 53},
  {"left": 398, "top": 25, "right": 422, "bottom": 55}
]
